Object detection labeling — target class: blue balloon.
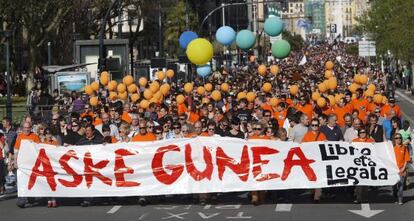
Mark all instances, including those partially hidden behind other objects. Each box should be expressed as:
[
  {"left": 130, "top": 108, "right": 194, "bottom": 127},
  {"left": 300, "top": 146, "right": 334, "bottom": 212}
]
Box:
[
  {"left": 197, "top": 65, "right": 211, "bottom": 77},
  {"left": 236, "top": 30, "right": 256, "bottom": 50},
  {"left": 179, "top": 31, "right": 198, "bottom": 50},
  {"left": 215, "top": 26, "right": 236, "bottom": 46},
  {"left": 264, "top": 17, "right": 284, "bottom": 37}
]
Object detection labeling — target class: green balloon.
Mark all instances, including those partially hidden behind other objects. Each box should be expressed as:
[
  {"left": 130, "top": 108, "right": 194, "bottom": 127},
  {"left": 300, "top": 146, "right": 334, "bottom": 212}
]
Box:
[{"left": 271, "top": 40, "right": 291, "bottom": 59}]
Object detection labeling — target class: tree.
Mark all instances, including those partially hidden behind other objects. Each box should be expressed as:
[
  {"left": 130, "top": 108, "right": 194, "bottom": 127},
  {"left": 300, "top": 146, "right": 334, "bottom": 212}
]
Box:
[
  {"left": 282, "top": 31, "right": 304, "bottom": 52},
  {"left": 163, "top": 0, "right": 198, "bottom": 58},
  {"left": 357, "top": 0, "right": 414, "bottom": 61}
]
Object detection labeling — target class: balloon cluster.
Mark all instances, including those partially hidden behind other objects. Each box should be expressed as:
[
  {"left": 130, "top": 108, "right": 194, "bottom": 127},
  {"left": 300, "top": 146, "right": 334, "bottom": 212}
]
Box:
[
  {"left": 84, "top": 70, "right": 175, "bottom": 108},
  {"left": 178, "top": 17, "right": 291, "bottom": 79}
]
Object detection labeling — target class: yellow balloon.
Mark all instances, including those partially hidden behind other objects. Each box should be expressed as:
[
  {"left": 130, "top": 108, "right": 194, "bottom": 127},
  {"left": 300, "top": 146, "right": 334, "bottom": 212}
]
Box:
[
  {"left": 186, "top": 38, "right": 214, "bottom": 65},
  {"left": 258, "top": 65, "right": 267, "bottom": 76},
  {"left": 91, "top": 81, "right": 100, "bottom": 91},
  {"left": 131, "top": 93, "right": 140, "bottom": 103},
  {"left": 139, "top": 77, "right": 148, "bottom": 87},
  {"left": 140, "top": 100, "right": 150, "bottom": 109},
  {"left": 289, "top": 85, "right": 299, "bottom": 95},
  {"left": 262, "top": 82, "right": 272, "bottom": 93},
  {"left": 176, "top": 94, "right": 185, "bottom": 104},
  {"left": 166, "top": 69, "right": 175, "bottom": 78},
  {"left": 246, "top": 92, "right": 256, "bottom": 102},
  {"left": 157, "top": 71, "right": 166, "bottom": 81},
  {"left": 84, "top": 85, "right": 94, "bottom": 95},
  {"left": 220, "top": 83, "right": 229, "bottom": 92},
  {"left": 184, "top": 83, "right": 193, "bottom": 93},
  {"left": 312, "top": 92, "right": 321, "bottom": 101},
  {"left": 127, "top": 84, "right": 137, "bottom": 93},
  {"left": 143, "top": 89, "right": 153, "bottom": 100},
  {"left": 204, "top": 83, "right": 213, "bottom": 92},
  {"left": 117, "top": 83, "right": 127, "bottom": 93},
  {"left": 270, "top": 97, "right": 279, "bottom": 106},
  {"left": 270, "top": 65, "right": 279, "bottom": 75},
  {"left": 89, "top": 97, "right": 99, "bottom": 106},
  {"left": 149, "top": 81, "right": 160, "bottom": 93},
  {"left": 160, "top": 83, "right": 170, "bottom": 95},
  {"left": 211, "top": 90, "right": 222, "bottom": 101},
  {"left": 107, "top": 80, "right": 117, "bottom": 91},
  {"left": 197, "top": 86, "right": 205, "bottom": 95},
  {"left": 118, "top": 91, "right": 128, "bottom": 100},
  {"left": 123, "top": 75, "right": 134, "bottom": 86},
  {"left": 109, "top": 92, "right": 118, "bottom": 101},
  {"left": 237, "top": 92, "right": 247, "bottom": 100}
]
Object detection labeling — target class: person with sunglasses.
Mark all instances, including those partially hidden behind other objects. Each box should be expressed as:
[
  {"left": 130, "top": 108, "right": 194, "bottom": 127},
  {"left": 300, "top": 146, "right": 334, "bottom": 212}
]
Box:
[
  {"left": 131, "top": 120, "right": 156, "bottom": 142},
  {"left": 153, "top": 126, "right": 164, "bottom": 140},
  {"left": 224, "top": 118, "right": 244, "bottom": 139},
  {"left": 392, "top": 133, "right": 410, "bottom": 205},
  {"left": 301, "top": 118, "right": 326, "bottom": 203},
  {"left": 248, "top": 122, "right": 270, "bottom": 205}
]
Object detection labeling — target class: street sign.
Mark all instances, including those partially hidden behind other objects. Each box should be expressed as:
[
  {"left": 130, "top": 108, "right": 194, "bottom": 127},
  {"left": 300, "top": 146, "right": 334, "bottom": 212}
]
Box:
[
  {"left": 329, "top": 24, "right": 337, "bottom": 33},
  {"left": 358, "top": 41, "right": 376, "bottom": 57}
]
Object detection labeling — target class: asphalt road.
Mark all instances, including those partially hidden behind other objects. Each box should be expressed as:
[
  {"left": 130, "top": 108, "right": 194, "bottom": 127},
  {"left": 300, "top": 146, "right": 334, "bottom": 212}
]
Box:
[{"left": 1, "top": 90, "right": 414, "bottom": 221}]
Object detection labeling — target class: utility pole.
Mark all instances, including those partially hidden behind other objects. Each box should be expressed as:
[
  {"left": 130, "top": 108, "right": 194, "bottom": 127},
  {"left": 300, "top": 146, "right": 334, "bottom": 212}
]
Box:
[
  {"left": 222, "top": 2, "right": 225, "bottom": 26},
  {"left": 47, "top": 42, "right": 52, "bottom": 65},
  {"left": 2, "top": 30, "right": 12, "bottom": 119},
  {"left": 158, "top": 0, "right": 163, "bottom": 57}
]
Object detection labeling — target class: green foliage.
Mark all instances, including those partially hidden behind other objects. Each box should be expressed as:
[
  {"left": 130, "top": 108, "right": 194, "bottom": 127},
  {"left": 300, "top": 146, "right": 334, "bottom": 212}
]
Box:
[
  {"left": 163, "top": 0, "right": 198, "bottom": 58},
  {"left": 358, "top": 0, "right": 414, "bottom": 60},
  {"left": 282, "top": 31, "right": 304, "bottom": 52},
  {"left": 346, "top": 44, "right": 359, "bottom": 56}
]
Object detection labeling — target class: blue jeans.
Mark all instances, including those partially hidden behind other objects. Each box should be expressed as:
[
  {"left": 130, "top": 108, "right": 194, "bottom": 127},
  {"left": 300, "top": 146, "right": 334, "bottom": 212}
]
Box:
[{"left": 393, "top": 175, "right": 405, "bottom": 202}]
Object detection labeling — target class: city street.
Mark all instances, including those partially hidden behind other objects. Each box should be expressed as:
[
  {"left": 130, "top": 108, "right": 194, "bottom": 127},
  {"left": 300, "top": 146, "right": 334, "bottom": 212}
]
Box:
[{"left": 1, "top": 91, "right": 414, "bottom": 221}]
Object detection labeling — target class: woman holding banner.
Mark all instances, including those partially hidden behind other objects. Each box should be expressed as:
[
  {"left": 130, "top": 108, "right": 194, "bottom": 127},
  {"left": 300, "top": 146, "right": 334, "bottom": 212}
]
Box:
[{"left": 392, "top": 133, "right": 410, "bottom": 205}]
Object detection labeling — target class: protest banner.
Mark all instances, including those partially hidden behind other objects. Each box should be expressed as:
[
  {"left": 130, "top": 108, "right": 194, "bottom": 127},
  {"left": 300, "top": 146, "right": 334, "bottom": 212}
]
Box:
[{"left": 17, "top": 138, "right": 400, "bottom": 197}]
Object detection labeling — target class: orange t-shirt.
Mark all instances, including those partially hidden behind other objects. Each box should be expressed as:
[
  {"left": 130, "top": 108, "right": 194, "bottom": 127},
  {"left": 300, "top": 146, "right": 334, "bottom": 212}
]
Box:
[
  {"left": 366, "top": 102, "right": 377, "bottom": 114},
  {"left": 297, "top": 104, "right": 313, "bottom": 120},
  {"left": 248, "top": 135, "right": 271, "bottom": 140},
  {"left": 199, "top": 132, "right": 210, "bottom": 137},
  {"left": 188, "top": 111, "right": 200, "bottom": 123},
  {"left": 333, "top": 105, "right": 350, "bottom": 127},
  {"left": 352, "top": 137, "right": 374, "bottom": 143},
  {"left": 178, "top": 104, "right": 188, "bottom": 116},
  {"left": 345, "top": 103, "right": 354, "bottom": 113},
  {"left": 41, "top": 139, "right": 58, "bottom": 146},
  {"left": 93, "top": 117, "right": 103, "bottom": 126},
  {"left": 273, "top": 110, "right": 287, "bottom": 127},
  {"left": 111, "top": 136, "right": 118, "bottom": 143},
  {"left": 132, "top": 133, "right": 156, "bottom": 142},
  {"left": 261, "top": 104, "right": 273, "bottom": 114},
  {"left": 351, "top": 98, "right": 369, "bottom": 121},
  {"left": 301, "top": 131, "right": 327, "bottom": 143},
  {"left": 14, "top": 133, "right": 41, "bottom": 150},
  {"left": 381, "top": 104, "right": 401, "bottom": 118},
  {"left": 121, "top": 112, "right": 132, "bottom": 124},
  {"left": 394, "top": 145, "right": 410, "bottom": 170},
  {"left": 81, "top": 111, "right": 94, "bottom": 119}
]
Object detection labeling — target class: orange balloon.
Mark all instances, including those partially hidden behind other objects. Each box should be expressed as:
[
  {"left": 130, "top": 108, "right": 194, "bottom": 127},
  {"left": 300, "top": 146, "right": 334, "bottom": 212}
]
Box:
[
  {"left": 317, "top": 97, "right": 326, "bottom": 107},
  {"left": 368, "top": 84, "right": 376, "bottom": 91},
  {"left": 100, "top": 71, "right": 110, "bottom": 80},
  {"left": 91, "top": 81, "right": 100, "bottom": 91},
  {"left": 382, "top": 96, "right": 387, "bottom": 104},
  {"left": 220, "top": 83, "right": 229, "bottom": 92},
  {"left": 107, "top": 80, "right": 117, "bottom": 91},
  {"left": 290, "top": 85, "right": 299, "bottom": 95},
  {"left": 117, "top": 83, "right": 127, "bottom": 93},
  {"left": 84, "top": 85, "right": 94, "bottom": 95},
  {"left": 184, "top": 83, "right": 193, "bottom": 93},
  {"left": 335, "top": 93, "right": 344, "bottom": 103},
  {"left": 123, "top": 75, "right": 134, "bottom": 86},
  {"left": 211, "top": 90, "right": 222, "bottom": 101},
  {"left": 140, "top": 99, "right": 150, "bottom": 109},
  {"left": 89, "top": 97, "right": 99, "bottom": 106},
  {"left": 318, "top": 83, "right": 327, "bottom": 93},
  {"left": 348, "top": 83, "right": 360, "bottom": 93},
  {"left": 364, "top": 90, "right": 374, "bottom": 97},
  {"left": 149, "top": 81, "right": 160, "bottom": 93},
  {"left": 359, "top": 75, "right": 368, "bottom": 85},
  {"left": 327, "top": 77, "right": 337, "bottom": 90},
  {"left": 197, "top": 86, "right": 206, "bottom": 95},
  {"left": 325, "top": 61, "right": 334, "bottom": 70},
  {"left": 373, "top": 94, "right": 383, "bottom": 104},
  {"left": 139, "top": 77, "right": 148, "bottom": 87},
  {"left": 118, "top": 91, "right": 128, "bottom": 100},
  {"left": 354, "top": 74, "right": 362, "bottom": 84},
  {"left": 176, "top": 94, "right": 185, "bottom": 104},
  {"left": 166, "top": 69, "right": 175, "bottom": 78},
  {"left": 270, "top": 65, "right": 279, "bottom": 75},
  {"left": 262, "top": 82, "right": 272, "bottom": 93},
  {"left": 270, "top": 97, "right": 279, "bottom": 106},
  {"left": 157, "top": 71, "right": 166, "bottom": 81},
  {"left": 258, "top": 65, "right": 267, "bottom": 76},
  {"left": 160, "top": 83, "right": 170, "bottom": 95},
  {"left": 109, "top": 92, "right": 118, "bottom": 101},
  {"left": 312, "top": 92, "right": 321, "bottom": 101},
  {"left": 127, "top": 84, "right": 137, "bottom": 93},
  {"left": 143, "top": 89, "right": 153, "bottom": 100},
  {"left": 153, "top": 91, "right": 163, "bottom": 100},
  {"left": 246, "top": 92, "right": 256, "bottom": 102},
  {"left": 204, "top": 83, "right": 213, "bottom": 92},
  {"left": 130, "top": 93, "right": 140, "bottom": 103},
  {"left": 237, "top": 92, "right": 247, "bottom": 100},
  {"left": 100, "top": 74, "right": 109, "bottom": 86},
  {"left": 324, "top": 70, "right": 333, "bottom": 79}
]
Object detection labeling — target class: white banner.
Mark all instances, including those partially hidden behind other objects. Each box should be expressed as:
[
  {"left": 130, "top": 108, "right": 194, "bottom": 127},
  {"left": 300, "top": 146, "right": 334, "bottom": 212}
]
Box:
[{"left": 17, "top": 138, "right": 400, "bottom": 197}]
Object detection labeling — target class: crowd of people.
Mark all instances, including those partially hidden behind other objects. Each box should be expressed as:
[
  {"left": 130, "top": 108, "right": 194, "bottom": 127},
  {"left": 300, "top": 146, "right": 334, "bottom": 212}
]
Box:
[{"left": 0, "top": 41, "right": 412, "bottom": 208}]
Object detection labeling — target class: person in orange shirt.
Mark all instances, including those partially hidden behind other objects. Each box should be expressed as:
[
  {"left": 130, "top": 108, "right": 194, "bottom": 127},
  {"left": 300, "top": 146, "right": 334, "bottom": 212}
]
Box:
[
  {"left": 334, "top": 98, "right": 351, "bottom": 128},
  {"left": 121, "top": 103, "right": 132, "bottom": 124},
  {"left": 14, "top": 122, "right": 41, "bottom": 209},
  {"left": 392, "top": 133, "right": 410, "bottom": 205},
  {"left": 302, "top": 118, "right": 327, "bottom": 142},
  {"left": 297, "top": 96, "right": 313, "bottom": 121},
  {"left": 381, "top": 97, "right": 402, "bottom": 118},
  {"left": 301, "top": 118, "right": 325, "bottom": 203},
  {"left": 352, "top": 129, "right": 374, "bottom": 204},
  {"left": 273, "top": 102, "right": 287, "bottom": 128},
  {"left": 132, "top": 121, "right": 156, "bottom": 142},
  {"left": 351, "top": 88, "right": 369, "bottom": 122},
  {"left": 40, "top": 128, "right": 59, "bottom": 146},
  {"left": 248, "top": 122, "right": 270, "bottom": 205}
]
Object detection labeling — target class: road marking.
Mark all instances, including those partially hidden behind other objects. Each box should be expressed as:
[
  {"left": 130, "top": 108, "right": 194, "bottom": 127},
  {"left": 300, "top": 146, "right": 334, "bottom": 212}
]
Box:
[
  {"left": 107, "top": 205, "right": 122, "bottom": 214},
  {"left": 198, "top": 212, "right": 220, "bottom": 219},
  {"left": 138, "top": 213, "right": 148, "bottom": 220},
  {"left": 162, "top": 212, "right": 188, "bottom": 220},
  {"left": 225, "top": 212, "right": 252, "bottom": 219},
  {"left": 349, "top": 203, "right": 383, "bottom": 218},
  {"left": 275, "top": 203, "right": 292, "bottom": 212},
  {"left": 395, "top": 90, "right": 414, "bottom": 105}
]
